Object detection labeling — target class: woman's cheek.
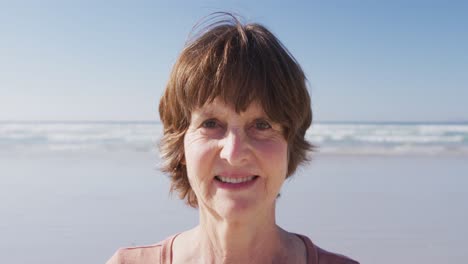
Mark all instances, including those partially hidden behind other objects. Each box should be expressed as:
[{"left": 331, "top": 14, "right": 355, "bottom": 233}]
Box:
[
  {"left": 185, "top": 136, "right": 217, "bottom": 173},
  {"left": 252, "top": 138, "right": 287, "bottom": 159}
]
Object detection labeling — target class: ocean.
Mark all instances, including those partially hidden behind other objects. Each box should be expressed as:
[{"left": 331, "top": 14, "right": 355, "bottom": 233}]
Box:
[
  {"left": 1, "top": 121, "right": 467, "bottom": 263},
  {"left": 1, "top": 121, "right": 467, "bottom": 155}
]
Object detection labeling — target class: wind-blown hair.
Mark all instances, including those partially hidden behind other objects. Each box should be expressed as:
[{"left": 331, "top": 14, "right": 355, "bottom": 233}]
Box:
[{"left": 159, "top": 13, "right": 313, "bottom": 207}]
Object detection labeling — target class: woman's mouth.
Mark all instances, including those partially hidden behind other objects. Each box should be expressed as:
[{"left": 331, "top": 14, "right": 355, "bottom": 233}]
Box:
[{"left": 215, "top": 175, "right": 258, "bottom": 183}]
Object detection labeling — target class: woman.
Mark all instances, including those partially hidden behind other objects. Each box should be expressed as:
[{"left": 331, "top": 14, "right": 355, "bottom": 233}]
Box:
[{"left": 107, "top": 13, "right": 358, "bottom": 264}]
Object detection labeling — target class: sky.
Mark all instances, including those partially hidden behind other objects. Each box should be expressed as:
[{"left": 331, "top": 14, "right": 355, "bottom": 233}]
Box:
[{"left": 1, "top": 1, "right": 467, "bottom": 122}]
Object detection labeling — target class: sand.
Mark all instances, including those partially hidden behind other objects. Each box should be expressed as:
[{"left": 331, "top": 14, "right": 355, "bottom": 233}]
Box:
[{"left": 1, "top": 151, "right": 467, "bottom": 263}]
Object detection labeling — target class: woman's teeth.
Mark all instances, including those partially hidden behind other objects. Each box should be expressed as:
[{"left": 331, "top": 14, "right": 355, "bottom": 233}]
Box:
[{"left": 216, "top": 176, "right": 256, "bottom": 184}]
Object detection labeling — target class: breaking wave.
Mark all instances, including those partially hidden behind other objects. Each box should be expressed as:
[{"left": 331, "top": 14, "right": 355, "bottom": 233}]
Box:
[{"left": 1, "top": 122, "right": 467, "bottom": 155}]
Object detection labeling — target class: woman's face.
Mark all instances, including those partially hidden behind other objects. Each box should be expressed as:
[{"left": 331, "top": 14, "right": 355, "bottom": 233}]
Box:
[{"left": 183, "top": 98, "right": 288, "bottom": 220}]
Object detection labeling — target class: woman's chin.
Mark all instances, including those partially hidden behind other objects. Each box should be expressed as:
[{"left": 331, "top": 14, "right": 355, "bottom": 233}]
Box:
[{"left": 211, "top": 195, "right": 272, "bottom": 222}]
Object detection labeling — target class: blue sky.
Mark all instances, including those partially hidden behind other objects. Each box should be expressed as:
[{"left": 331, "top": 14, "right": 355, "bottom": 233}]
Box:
[{"left": 1, "top": 1, "right": 467, "bottom": 122}]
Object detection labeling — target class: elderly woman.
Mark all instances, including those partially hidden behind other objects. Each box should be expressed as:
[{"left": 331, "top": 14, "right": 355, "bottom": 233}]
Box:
[{"left": 107, "top": 13, "right": 358, "bottom": 264}]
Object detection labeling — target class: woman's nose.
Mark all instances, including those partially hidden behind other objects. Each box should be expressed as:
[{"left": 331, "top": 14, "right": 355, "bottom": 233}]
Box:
[{"left": 219, "top": 128, "right": 250, "bottom": 165}]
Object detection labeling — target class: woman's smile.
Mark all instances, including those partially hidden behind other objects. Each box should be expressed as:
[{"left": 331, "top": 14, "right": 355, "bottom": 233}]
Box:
[
  {"left": 215, "top": 175, "right": 258, "bottom": 183},
  {"left": 214, "top": 174, "right": 260, "bottom": 190}
]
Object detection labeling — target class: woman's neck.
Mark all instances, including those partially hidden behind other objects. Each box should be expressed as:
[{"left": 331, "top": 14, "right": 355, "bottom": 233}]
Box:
[
  {"left": 173, "top": 206, "right": 304, "bottom": 264},
  {"left": 200, "top": 213, "right": 280, "bottom": 262}
]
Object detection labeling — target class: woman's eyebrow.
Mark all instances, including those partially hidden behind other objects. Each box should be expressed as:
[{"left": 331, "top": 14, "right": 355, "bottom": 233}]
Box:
[
  {"left": 195, "top": 108, "right": 215, "bottom": 119},
  {"left": 191, "top": 108, "right": 218, "bottom": 123},
  {"left": 200, "top": 108, "right": 215, "bottom": 115},
  {"left": 199, "top": 104, "right": 232, "bottom": 117}
]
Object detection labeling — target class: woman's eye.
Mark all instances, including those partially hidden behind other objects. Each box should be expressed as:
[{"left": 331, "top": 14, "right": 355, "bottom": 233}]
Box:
[
  {"left": 255, "top": 120, "right": 272, "bottom": 130},
  {"left": 202, "top": 119, "right": 218, "bottom": 128}
]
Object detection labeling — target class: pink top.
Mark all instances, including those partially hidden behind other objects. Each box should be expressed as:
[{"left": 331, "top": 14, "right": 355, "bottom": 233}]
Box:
[{"left": 106, "top": 233, "right": 358, "bottom": 264}]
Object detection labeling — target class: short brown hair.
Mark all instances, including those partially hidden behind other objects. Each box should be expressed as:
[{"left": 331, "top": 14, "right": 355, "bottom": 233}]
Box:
[{"left": 159, "top": 13, "right": 313, "bottom": 207}]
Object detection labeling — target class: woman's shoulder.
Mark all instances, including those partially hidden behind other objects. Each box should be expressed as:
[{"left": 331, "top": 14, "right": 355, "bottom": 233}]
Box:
[
  {"left": 315, "top": 246, "right": 359, "bottom": 264},
  {"left": 105, "top": 234, "right": 177, "bottom": 264},
  {"left": 295, "top": 233, "right": 359, "bottom": 264},
  {"left": 105, "top": 244, "right": 163, "bottom": 264}
]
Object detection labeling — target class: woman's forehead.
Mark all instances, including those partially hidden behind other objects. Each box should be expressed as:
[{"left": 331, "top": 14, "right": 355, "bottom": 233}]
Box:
[{"left": 194, "top": 97, "right": 266, "bottom": 117}]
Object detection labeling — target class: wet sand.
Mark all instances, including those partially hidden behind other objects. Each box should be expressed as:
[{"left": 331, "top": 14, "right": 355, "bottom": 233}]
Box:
[{"left": 1, "top": 151, "right": 467, "bottom": 263}]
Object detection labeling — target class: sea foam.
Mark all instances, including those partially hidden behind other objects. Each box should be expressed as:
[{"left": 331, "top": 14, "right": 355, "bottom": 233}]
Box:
[{"left": 1, "top": 122, "right": 467, "bottom": 155}]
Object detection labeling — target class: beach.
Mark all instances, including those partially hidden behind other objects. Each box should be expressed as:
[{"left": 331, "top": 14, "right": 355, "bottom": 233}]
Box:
[
  {"left": 3, "top": 2, "right": 467, "bottom": 263},
  {"left": 1, "top": 122, "right": 467, "bottom": 263}
]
